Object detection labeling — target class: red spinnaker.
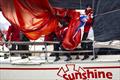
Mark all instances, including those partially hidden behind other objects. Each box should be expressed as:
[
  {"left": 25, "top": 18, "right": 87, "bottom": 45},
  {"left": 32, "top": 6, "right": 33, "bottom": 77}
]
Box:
[{"left": 0, "top": 0, "right": 81, "bottom": 50}]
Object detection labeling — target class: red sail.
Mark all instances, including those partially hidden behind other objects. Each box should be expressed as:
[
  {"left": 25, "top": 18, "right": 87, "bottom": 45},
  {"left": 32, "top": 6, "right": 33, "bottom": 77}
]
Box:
[
  {"left": 62, "top": 18, "right": 81, "bottom": 50},
  {"left": 0, "top": 0, "right": 81, "bottom": 50},
  {"left": 0, "top": 0, "right": 58, "bottom": 40},
  {"left": 54, "top": 9, "right": 81, "bottom": 50}
]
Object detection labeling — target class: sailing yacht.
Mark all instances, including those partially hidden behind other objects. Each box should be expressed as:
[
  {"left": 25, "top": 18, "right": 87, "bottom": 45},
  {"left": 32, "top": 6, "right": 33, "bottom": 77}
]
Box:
[{"left": 0, "top": 0, "right": 120, "bottom": 80}]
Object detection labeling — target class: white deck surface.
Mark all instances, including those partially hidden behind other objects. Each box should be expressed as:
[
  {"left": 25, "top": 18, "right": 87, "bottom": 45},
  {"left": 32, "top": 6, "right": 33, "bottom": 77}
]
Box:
[{"left": 0, "top": 55, "right": 120, "bottom": 65}]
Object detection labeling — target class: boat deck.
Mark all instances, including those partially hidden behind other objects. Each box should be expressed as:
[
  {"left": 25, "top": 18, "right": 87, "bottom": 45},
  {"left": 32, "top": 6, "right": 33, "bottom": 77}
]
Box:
[{"left": 0, "top": 55, "right": 120, "bottom": 64}]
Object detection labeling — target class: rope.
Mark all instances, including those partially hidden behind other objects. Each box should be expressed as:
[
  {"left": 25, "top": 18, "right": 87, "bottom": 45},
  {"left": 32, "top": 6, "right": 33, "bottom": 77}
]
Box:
[
  {"left": 94, "top": 8, "right": 120, "bottom": 17},
  {"left": 93, "top": 0, "right": 120, "bottom": 17}
]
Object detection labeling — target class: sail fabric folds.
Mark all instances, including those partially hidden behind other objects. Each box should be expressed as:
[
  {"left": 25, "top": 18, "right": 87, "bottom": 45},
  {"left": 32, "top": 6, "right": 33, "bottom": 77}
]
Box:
[
  {"left": 0, "top": 0, "right": 81, "bottom": 50},
  {"left": 62, "top": 10, "right": 80, "bottom": 50},
  {"left": 93, "top": 0, "right": 120, "bottom": 41},
  {"left": 0, "top": 0, "right": 58, "bottom": 40},
  {"left": 62, "top": 19, "right": 81, "bottom": 50}
]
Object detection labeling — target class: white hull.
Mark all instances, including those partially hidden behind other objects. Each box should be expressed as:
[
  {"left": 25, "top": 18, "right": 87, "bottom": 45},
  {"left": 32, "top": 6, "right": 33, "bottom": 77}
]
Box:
[{"left": 0, "top": 55, "right": 120, "bottom": 80}]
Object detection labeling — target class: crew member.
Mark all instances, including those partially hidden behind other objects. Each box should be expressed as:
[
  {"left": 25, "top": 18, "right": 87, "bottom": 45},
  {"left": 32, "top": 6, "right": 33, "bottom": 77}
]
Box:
[
  {"left": 6, "top": 25, "right": 20, "bottom": 56},
  {"left": 81, "top": 5, "right": 93, "bottom": 60}
]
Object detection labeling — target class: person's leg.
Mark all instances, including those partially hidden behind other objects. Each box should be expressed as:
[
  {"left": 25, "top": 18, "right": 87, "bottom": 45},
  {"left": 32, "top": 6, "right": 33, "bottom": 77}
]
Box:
[
  {"left": 64, "top": 53, "right": 72, "bottom": 61},
  {"left": 82, "top": 32, "right": 88, "bottom": 40},
  {"left": 81, "top": 42, "right": 89, "bottom": 60},
  {"left": 18, "top": 44, "right": 23, "bottom": 56},
  {"left": 61, "top": 47, "right": 72, "bottom": 61},
  {"left": 24, "top": 45, "right": 31, "bottom": 56},
  {"left": 21, "top": 34, "right": 31, "bottom": 58},
  {"left": 10, "top": 44, "right": 16, "bottom": 56},
  {"left": 75, "top": 48, "right": 80, "bottom": 59},
  {"left": 81, "top": 40, "right": 94, "bottom": 60},
  {"left": 18, "top": 44, "right": 28, "bottom": 59},
  {"left": 81, "top": 32, "right": 90, "bottom": 60},
  {"left": 54, "top": 44, "right": 60, "bottom": 61},
  {"left": 18, "top": 44, "right": 21, "bottom": 56}
]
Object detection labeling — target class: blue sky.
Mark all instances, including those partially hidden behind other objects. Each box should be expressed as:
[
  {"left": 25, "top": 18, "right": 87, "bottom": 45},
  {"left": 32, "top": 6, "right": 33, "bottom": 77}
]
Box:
[{"left": 0, "top": 12, "right": 10, "bottom": 30}]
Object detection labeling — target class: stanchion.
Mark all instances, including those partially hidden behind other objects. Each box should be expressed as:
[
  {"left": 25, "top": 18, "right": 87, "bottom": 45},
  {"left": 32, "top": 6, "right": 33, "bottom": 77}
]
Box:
[{"left": 44, "top": 43, "right": 48, "bottom": 62}]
